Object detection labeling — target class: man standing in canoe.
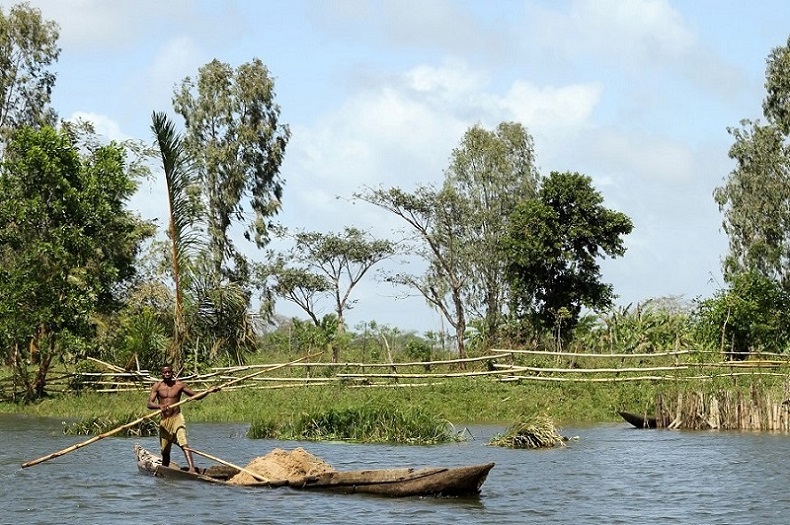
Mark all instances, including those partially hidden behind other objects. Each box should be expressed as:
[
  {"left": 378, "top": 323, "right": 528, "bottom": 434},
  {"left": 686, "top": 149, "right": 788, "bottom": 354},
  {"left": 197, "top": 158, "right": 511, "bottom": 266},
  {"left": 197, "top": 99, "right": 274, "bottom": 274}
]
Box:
[{"left": 147, "top": 365, "right": 204, "bottom": 473}]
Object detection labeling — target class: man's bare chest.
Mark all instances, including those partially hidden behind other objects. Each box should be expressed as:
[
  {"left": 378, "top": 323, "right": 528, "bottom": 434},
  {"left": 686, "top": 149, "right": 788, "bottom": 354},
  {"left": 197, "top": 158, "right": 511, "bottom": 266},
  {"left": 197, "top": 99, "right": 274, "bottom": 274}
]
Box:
[{"left": 157, "top": 383, "right": 180, "bottom": 399}]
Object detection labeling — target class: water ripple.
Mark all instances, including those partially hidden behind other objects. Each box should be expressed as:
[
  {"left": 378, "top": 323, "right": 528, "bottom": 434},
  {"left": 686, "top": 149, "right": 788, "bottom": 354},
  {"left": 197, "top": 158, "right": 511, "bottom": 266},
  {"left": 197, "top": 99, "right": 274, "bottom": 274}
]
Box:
[{"left": 4, "top": 418, "right": 790, "bottom": 524}]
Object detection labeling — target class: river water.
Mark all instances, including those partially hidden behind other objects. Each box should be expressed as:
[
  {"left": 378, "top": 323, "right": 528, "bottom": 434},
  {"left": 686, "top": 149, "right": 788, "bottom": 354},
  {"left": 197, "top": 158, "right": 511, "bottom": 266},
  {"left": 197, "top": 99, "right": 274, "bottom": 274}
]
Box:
[{"left": 2, "top": 414, "right": 789, "bottom": 525}]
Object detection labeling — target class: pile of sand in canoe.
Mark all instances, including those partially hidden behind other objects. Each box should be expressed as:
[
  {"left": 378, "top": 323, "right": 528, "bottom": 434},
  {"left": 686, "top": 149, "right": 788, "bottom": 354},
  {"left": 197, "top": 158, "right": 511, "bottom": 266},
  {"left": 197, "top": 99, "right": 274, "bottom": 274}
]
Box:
[{"left": 227, "top": 447, "right": 335, "bottom": 484}]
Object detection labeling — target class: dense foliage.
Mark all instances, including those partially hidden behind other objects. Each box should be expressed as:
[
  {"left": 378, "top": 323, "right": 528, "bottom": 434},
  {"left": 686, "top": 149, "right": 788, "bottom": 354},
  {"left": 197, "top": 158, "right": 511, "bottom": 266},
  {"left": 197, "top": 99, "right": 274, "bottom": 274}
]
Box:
[
  {"left": 0, "top": 126, "right": 150, "bottom": 399},
  {"left": 504, "top": 171, "right": 633, "bottom": 340},
  {"left": 357, "top": 122, "right": 541, "bottom": 357},
  {"left": 7, "top": 0, "right": 790, "bottom": 414},
  {"left": 693, "top": 271, "right": 790, "bottom": 358},
  {"left": 0, "top": 2, "right": 60, "bottom": 144},
  {"left": 716, "top": 35, "right": 790, "bottom": 285},
  {"left": 249, "top": 404, "right": 460, "bottom": 444},
  {"left": 173, "top": 57, "right": 290, "bottom": 279}
]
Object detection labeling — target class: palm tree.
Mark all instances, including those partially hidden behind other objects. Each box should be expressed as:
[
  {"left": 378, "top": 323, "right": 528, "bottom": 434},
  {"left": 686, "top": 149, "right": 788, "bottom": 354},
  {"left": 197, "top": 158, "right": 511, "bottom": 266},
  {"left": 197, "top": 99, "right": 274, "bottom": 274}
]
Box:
[{"left": 150, "top": 111, "right": 201, "bottom": 365}]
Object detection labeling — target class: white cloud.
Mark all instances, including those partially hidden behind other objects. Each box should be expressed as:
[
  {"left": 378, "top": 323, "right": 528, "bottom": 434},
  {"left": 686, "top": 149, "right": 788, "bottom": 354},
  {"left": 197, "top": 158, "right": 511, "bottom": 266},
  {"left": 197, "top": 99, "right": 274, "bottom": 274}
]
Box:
[
  {"left": 65, "top": 111, "right": 129, "bottom": 141},
  {"left": 569, "top": 0, "right": 695, "bottom": 60},
  {"left": 525, "top": 0, "right": 742, "bottom": 97},
  {"left": 500, "top": 81, "right": 602, "bottom": 134},
  {"left": 8, "top": 0, "right": 249, "bottom": 58},
  {"left": 273, "top": 53, "right": 610, "bottom": 328},
  {"left": 527, "top": 0, "right": 695, "bottom": 66},
  {"left": 404, "top": 60, "right": 489, "bottom": 96},
  {"left": 308, "top": 0, "right": 510, "bottom": 60},
  {"left": 16, "top": 0, "right": 184, "bottom": 51},
  {"left": 585, "top": 128, "right": 695, "bottom": 183}
]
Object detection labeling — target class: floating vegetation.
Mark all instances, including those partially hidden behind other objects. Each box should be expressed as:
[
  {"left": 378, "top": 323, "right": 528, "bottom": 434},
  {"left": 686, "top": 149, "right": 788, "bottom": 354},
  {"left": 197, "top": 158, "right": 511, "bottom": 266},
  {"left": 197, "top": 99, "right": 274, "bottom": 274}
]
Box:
[
  {"left": 488, "top": 414, "right": 569, "bottom": 449},
  {"left": 62, "top": 414, "right": 158, "bottom": 437},
  {"left": 247, "top": 418, "right": 278, "bottom": 439},
  {"left": 249, "top": 404, "right": 463, "bottom": 445}
]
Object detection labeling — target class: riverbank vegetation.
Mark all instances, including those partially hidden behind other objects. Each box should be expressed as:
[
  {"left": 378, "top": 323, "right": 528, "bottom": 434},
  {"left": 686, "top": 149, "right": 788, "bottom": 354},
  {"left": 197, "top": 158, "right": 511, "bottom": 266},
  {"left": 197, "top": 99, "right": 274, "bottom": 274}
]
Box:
[{"left": 4, "top": 3, "right": 790, "bottom": 444}]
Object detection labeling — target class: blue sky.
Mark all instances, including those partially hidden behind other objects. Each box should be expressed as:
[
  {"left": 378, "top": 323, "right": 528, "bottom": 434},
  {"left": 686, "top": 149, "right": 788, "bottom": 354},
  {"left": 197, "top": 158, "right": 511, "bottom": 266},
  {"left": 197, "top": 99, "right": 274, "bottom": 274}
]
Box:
[{"left": 4, "top": 0, "right": 789, "bottom": 333}]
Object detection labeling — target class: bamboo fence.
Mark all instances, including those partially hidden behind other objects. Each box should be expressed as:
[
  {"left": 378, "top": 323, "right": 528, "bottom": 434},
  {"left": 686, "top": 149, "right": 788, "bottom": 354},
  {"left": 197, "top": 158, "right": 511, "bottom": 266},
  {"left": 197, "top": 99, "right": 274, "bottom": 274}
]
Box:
[
  {"left": 14, "top": 348, "right": 790, "bottom": 392},
  {"left": 8, "top": 349, "right": 790, "bottom": 430}
]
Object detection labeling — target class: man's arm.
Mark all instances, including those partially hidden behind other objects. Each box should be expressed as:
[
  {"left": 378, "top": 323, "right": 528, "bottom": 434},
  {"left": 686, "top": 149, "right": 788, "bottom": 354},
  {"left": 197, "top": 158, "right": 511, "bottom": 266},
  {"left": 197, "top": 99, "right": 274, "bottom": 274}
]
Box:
[
  {"left": 182, "top": 384, "right": 209, "bottom": 401},
  {"left": 147, "top": 382, "right": 162, "bottom": 410}
]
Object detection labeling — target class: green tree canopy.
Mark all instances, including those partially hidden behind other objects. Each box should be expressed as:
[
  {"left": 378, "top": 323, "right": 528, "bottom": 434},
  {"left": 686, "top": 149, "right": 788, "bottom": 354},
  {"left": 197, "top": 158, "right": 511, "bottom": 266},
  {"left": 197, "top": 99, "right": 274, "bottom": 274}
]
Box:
[
  {"left": 443, "top": 121, "right": 539, "bottom": 344},
  {"left": 504, "top": 171, "right": 633, "bottom": 338},
  {"left": 715, "top": 35, "right": 790, "bottom": 285},
  {"left": 168, "top": 57, "right": 290, "bottom": 365},
  {"left": 357, "top": 122, "right": 540, "bottom": 357},
  {"left": 356, "top": 184, "right": 473, "bottom": 358},
  {"left": 0, "top": 2, "right": 60, "bottom": 146},
  {"left": 0, "top": 125, "right": 151, "bottom": 399},
  {"left": 264, "top": 227, "right": 394, "bottom": 361},
  {"left": 692, "top": 271, "right": 790, "bottom": 359},
  {"left": 173, "top": 57, "right": 290, "bottom": 280}
]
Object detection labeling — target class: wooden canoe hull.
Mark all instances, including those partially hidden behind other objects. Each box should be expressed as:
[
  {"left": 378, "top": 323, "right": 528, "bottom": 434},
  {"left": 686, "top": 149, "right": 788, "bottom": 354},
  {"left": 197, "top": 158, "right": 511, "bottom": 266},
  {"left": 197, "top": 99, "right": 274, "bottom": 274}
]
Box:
[
  {"left": 134, "top": 444, "right": 493, "bottom": 497},
  {"left": 618, "top": 411, "right": 657, "bottom": 429},
  {"left": 292, "top": 463, "right": 494, "bottom": 497}
]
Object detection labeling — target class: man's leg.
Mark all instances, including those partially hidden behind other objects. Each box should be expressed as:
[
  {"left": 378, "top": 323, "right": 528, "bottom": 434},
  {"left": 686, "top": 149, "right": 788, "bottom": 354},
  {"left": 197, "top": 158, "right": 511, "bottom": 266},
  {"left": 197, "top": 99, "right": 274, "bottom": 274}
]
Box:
[
  {"left": 181, "top": 444, "right": 197, "bottom": 473},
  {"left": 161, "top": 442, "right": 173, "bottom": 467},
  {"left": 173, "top": 418, "right": 196, "bottom": 473}
]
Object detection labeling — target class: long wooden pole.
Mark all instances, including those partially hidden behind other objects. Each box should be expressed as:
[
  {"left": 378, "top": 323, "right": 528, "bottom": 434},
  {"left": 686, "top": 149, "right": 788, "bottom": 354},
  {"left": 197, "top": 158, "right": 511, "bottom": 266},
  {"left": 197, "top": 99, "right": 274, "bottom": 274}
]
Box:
[
  {"left": 186, "top": 447, "right": 269, "bottom": 483},
  {"left": 21, "top": 352, "right": 322, "bottom": 468}
]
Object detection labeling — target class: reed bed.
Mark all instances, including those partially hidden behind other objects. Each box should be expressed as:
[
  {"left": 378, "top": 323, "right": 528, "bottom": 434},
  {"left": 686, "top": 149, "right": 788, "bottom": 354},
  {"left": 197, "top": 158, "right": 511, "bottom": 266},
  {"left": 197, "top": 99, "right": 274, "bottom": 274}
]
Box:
[
  {"left": 488, "top": 414, "right": 568, "bottom": 449},
  {"left": 249, "top": 404, "right": 461, "bottom": 444},
  {"left": 62, "top": 414, "right": 158, "bottom": 437},
  {"left": 8, "top": 347, "right": 790, "bottom": 439}
]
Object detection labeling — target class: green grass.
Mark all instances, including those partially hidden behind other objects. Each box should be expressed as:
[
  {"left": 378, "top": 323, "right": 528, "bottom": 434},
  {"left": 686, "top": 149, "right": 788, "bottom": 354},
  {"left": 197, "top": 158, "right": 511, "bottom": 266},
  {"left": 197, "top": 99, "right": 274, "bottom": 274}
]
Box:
[
  {"left": 6, "top": 361, "right": 790, "bottom": 444},
  {"left": 0, "top": 378, "right": 658, "bottom": 427}
]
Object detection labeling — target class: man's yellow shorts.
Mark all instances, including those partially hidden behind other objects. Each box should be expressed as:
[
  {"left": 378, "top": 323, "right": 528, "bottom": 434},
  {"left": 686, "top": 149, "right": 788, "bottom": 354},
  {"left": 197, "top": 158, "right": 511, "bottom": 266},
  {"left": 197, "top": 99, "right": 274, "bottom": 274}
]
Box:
[{"left": 159, "top": 413, "right": 188, "bottom": 449}]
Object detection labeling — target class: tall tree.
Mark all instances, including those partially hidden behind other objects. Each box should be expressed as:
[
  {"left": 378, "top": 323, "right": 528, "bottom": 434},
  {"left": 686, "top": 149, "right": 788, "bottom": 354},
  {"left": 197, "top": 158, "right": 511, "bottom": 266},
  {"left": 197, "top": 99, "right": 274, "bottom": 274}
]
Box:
[
  {"left": 266, "top": 262, "right": 332, "bottom": 326},
  {"left": 357, "top": 185, "right": 472, "bottom": 358},
  {"left": 715, "top": 35, "right": 790, "bottom": 285},
  {"left": 0, "top": 126, "right": 150, "bottom": 400},
  {"left": 264, "top": 227, "right": 394, "bottom": 361},
  {"left": 504, "top": 171, "right": 633, "bottom": 339},
  {"left": 357, "top": 122, "right": 540, "bottom": 357},
  {"left": 0, "top": 2, "right": 60, "bottom": 147},
  {"left": 172, "top": 58, "right": 290, "bottom": 281},
  {"left": 444, "top": 122, "right": 539, "bottom": 344},
  {"left": 151, "top": 111, "right": 202, "bottom": 365}
]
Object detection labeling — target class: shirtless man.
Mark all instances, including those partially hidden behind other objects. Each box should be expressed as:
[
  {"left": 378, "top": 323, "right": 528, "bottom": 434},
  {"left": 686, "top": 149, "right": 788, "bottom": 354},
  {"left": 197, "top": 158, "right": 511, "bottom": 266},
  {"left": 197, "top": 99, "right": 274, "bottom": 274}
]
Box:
[{"left": 147, "top": 365, "right": 204, "bottom": 473}]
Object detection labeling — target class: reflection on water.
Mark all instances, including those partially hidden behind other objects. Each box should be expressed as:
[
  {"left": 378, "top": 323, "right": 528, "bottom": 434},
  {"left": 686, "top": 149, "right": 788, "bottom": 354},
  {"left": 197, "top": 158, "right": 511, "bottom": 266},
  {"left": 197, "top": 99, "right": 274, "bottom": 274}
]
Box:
[{"left": 2, "top": 414, "right": 790, "bottom": 524}]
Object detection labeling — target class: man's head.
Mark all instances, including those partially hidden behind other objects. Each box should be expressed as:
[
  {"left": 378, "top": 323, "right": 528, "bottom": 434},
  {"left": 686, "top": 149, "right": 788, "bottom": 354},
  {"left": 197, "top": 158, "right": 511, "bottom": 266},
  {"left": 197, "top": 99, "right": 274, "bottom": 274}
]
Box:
[{"left": 161, "top": 365, "right": 173, "bottom": 378}]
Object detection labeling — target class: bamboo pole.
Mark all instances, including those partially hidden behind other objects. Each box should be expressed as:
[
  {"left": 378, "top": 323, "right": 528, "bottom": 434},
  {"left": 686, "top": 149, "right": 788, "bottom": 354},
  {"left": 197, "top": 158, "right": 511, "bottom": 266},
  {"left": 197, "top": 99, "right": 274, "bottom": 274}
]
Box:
[
  {"left": 86, "top": 356, "right": 128, "bottom": 373},
  {"left": 211, "top": 353, "right": 504, "bottom": 371},
  {"left": 186, "top": 448, "right": 269, "bottom": 482},
  {"left": 335, "top": 369, "right": 515, "bottom": 379},
  {"left": 491, "top": 348, "right": 693, "bottom": 358},
  {"left": 501, "top": 364, "right": 687, "bottom": 374},
  {"left": 21, "top": 352, "right": 322, "bottom": 468}
]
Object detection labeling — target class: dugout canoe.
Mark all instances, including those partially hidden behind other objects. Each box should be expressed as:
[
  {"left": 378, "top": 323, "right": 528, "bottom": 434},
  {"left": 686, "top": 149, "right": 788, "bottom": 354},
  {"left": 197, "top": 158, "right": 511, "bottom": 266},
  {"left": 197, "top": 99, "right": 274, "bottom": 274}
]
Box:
[
  {"left": 618, "top": 411, "right": 658, "bottom": 429},
  {"left": 134, "top": 444, "right": 493, "bottom": 497}
]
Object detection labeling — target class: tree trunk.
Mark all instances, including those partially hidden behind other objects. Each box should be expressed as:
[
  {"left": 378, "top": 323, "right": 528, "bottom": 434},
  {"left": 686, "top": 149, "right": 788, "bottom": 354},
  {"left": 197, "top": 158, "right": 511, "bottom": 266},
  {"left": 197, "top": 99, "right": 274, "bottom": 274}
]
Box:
[
  {"left": 453, "top": 289, "right": 467, "bottom": 366},
  {"left": 32, "top": 340, "right": 54, "bottom": 399}
]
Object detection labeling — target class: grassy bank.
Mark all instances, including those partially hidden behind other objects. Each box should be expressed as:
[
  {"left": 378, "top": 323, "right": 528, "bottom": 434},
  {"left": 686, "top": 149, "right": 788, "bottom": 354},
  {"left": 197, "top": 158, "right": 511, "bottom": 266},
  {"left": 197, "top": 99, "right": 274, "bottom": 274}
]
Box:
[{"left": 0, "top": 378, "right": 659, "bottom": 427}]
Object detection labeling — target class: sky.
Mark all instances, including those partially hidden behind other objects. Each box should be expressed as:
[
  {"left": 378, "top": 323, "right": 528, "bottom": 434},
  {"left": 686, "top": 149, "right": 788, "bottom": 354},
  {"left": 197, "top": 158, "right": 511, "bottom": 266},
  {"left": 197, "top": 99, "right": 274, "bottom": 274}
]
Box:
[{"left": 3, "top": 0, "right": 789, "bottom": 334}]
